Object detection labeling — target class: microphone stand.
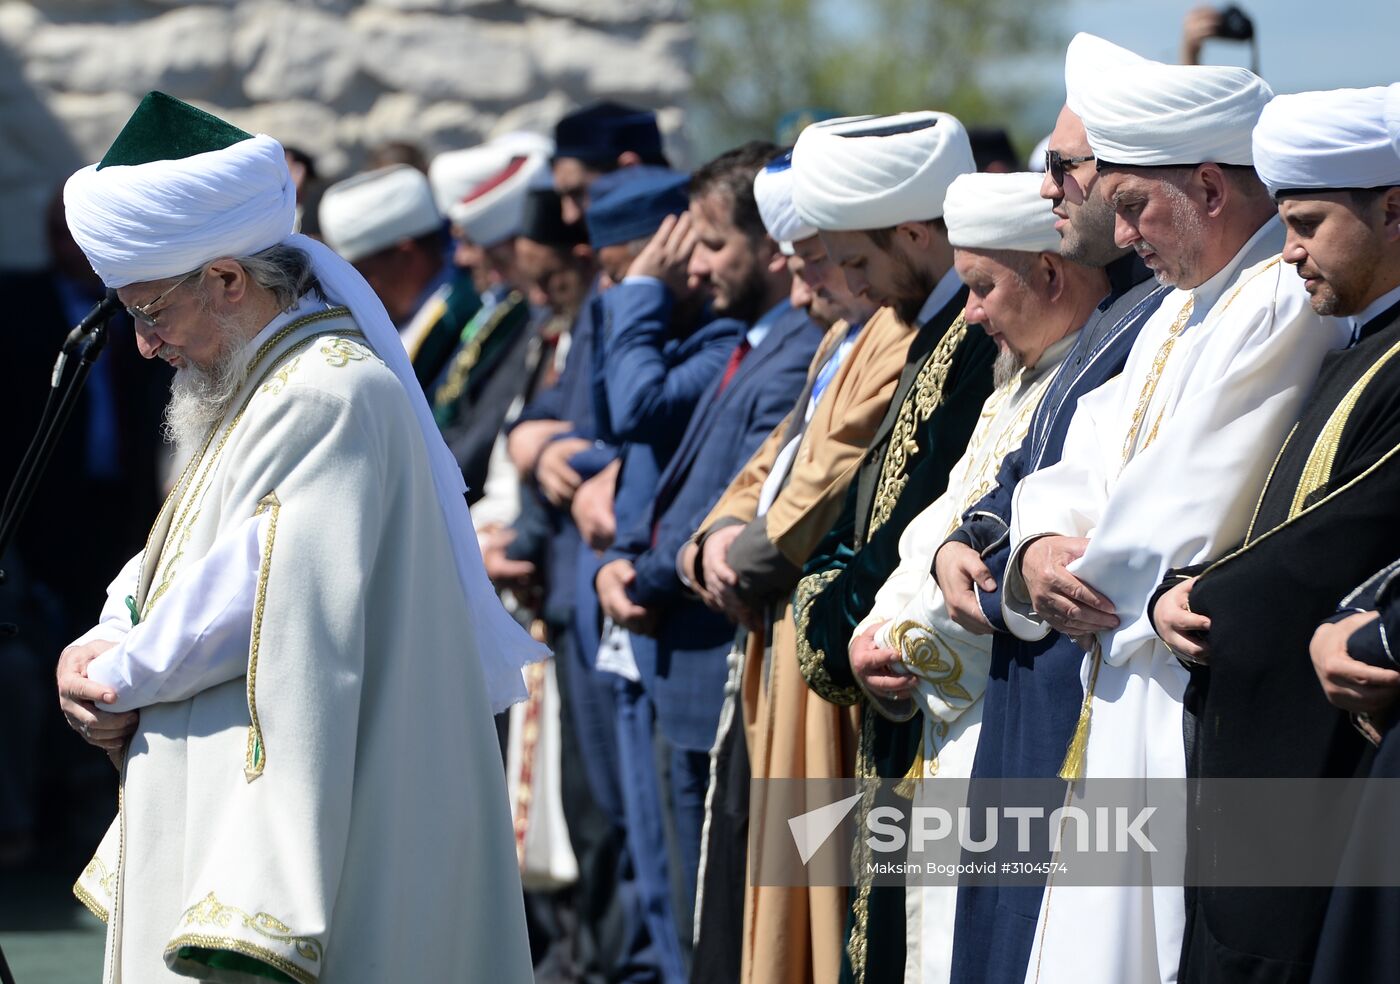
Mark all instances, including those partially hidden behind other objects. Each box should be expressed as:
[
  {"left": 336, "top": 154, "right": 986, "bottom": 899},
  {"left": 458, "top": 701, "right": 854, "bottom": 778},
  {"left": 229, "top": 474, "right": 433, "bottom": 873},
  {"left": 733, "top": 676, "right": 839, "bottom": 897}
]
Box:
[{"left": 0, "top": 293, "right": 119, "bottom": 984}]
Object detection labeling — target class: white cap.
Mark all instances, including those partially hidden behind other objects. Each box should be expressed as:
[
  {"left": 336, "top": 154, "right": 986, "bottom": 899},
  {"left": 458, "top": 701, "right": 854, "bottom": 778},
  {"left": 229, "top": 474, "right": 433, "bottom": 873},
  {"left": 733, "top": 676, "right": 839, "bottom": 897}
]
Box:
[
  {"left": 753, "top": 152, "right": 816, "bottom": 255},
  {"left": 450, "top": 152, "right": 552, "bottom": 248},
  {"left": 428, "top": 145, "right": 510, "bottom": 218},
  {"left": 791, "top": 111, "right": 975, "bottom": 230},
  {"left": 944, "top": 172, "right": 1061, "bottom": 254},
  {"left": 1253, "top": 85, "right": 1400, "bottom": 196},
  {"left": 319, "top": 164, "right": 442, "bottom": 263},
  {"left": 1066, "top": 32, "right": 1272, "bottom": 168}
]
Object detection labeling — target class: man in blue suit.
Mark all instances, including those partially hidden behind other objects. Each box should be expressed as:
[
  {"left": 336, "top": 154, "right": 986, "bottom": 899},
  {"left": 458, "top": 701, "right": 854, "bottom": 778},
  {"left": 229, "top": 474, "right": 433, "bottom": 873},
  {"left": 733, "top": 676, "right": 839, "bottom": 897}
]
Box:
[{"left": 594, "top": 142, "right": 824, "bottom": 981}]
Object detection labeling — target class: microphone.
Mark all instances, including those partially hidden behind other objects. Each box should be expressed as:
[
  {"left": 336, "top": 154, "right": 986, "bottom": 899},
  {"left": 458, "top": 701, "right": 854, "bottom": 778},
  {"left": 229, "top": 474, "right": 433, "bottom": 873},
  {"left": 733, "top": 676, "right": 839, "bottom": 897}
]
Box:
[{"left": 52, "top": 289, "right": 122, "bottom": 387}]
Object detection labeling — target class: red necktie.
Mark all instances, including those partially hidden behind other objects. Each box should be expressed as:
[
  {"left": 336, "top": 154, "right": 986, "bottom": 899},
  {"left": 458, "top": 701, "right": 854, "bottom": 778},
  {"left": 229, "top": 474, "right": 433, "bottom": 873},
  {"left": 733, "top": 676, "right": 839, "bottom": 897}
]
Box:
[{"left": 717, "top": 337, "right": 752, "bottom": 393}]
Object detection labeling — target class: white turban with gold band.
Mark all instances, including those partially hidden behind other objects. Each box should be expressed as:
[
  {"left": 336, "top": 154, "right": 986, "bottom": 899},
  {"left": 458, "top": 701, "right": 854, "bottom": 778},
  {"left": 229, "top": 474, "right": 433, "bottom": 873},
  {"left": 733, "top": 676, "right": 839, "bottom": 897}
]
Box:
[
  {"left": 943, "top": 172, "right": 1061, "bottom": 254},
  {"left": 790, "top": 111, "right": 975, "bottom": 230},
  {"left": 753, "top": 151, "right": 816, "bottom": 255},
  {"left": 1066, "top": 32, "right": 1272, "bottom": 167},
  {"left": 1253, "top": 84, "right": 1400, "bottom": 197},
  {"left": 64, "top": 112, "right": 542, "bottom": 712}
]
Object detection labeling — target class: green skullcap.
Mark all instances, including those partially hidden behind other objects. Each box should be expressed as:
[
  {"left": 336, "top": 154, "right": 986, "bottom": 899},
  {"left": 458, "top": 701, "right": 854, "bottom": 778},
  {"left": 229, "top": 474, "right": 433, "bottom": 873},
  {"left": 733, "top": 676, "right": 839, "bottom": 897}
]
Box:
[{"left": 97, "top": 91, "right": 252, "bottom": 170}]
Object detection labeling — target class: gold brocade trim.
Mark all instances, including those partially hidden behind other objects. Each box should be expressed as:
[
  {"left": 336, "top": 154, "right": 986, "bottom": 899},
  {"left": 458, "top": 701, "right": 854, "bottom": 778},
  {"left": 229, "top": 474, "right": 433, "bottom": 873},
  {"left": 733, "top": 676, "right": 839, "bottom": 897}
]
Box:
[
  {"left": 1205, "top": 432, "right": 1400, "bottom": 578},
  {"left": 792, "top": 569, "right": 858, "bottom": 706},
  {"left": 167, "top": 892, "right": 324, "bottom": 977},
  {"left": 846, "top": 710, "right": 878, "bottom": 984},
  {"left": 320, "top": 337, "right": 371, "bottom": 368},
  {"left": 1244, "top": 422, "right": 1298, "bottom": 541},
  {"left": 261, "top": 356, "right": 301, "bottom": 395},
  {"left": 1120, "top": 295, "right": 1195, "bottom": 465},
  {"left": 167, "top": 935, "right": 316, "bottom": 984},
  {"left": 433, "top": 291, "right": 525, "bottom": 411},
  {"left": 1287, "top": 335, "right": 1400, "bottom": 520},
  {"left": 142, "top": 316, "right": 361, "bottom": 618},
  {"left": 73, "top": 880, "right": 109, "bottom": 924},
  {"left": 867, "top": 315, "right": 968, "bottom": 537},
  {"left": 245, "top": 492, "right": 281, "bottom": 781},
  {"left": 889, "top": 620, "right": 972, "bottom": 706}
]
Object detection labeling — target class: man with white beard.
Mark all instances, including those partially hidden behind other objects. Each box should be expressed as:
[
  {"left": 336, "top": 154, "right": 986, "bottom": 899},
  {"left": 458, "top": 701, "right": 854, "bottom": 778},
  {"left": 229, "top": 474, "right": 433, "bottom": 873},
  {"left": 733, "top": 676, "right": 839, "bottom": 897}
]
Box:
[
  {"left": 846, "top": 171, "right": 1112, "bottom": 984},
  {"left": 52, "top": 91, "right": 539, "bottom": 983}
]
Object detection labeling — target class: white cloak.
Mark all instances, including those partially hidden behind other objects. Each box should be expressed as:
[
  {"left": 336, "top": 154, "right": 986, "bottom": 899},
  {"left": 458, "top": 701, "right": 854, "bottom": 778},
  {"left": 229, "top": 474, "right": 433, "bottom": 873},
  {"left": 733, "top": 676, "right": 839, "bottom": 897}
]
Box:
[
  {"left": 73, "top": 304, "right": 533, "bottom": 983},
  {"left": 1001, "top": 217, "right": 1347, "bottom": 984}
]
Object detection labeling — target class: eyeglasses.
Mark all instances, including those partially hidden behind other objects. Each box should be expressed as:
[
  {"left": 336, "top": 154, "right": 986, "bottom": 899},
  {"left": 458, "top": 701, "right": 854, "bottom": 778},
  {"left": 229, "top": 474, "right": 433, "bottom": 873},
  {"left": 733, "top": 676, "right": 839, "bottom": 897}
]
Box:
[
  {"left": 1045, "top": 150, "right": 1096, "bottom": 189},
  {"left": 126, "top": 269, "right": 203, "bottom": 327}
]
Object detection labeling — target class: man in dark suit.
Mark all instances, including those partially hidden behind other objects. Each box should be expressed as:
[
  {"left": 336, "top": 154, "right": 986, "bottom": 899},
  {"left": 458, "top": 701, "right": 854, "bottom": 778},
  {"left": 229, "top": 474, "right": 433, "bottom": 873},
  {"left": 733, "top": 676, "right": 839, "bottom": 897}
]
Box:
[{"left": 594, "top": 142, "right": 823, "bottom": 980}]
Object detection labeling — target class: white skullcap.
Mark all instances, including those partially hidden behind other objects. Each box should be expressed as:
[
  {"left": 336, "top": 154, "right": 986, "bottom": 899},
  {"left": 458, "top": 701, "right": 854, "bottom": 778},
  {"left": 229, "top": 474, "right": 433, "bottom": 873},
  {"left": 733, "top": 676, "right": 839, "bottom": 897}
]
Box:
[
  {"left": 428, "top": 145, "right": 509, "bottom": 217},
  {"left": 489, "top": 129, "right": 554, "bottom": 161},
  {"left": 63, "top": 129, "right": 543, "bottom": 712},
  {"left": 944, "top": 172, "right": 1061, "bottom": 254},
  {"left": 1066, "top": 32, "right": 1272, "bottom": 167},
  {"left": 450, "top": 152, "right": 551, "bottom": 248},
  {"left": 1389, "top": 85, "right": 1400, "bottom": 155},
  {"left": 319, "top": 164, "right": 442, "bottom": 263},
  {"left": 791, "top": 111, "right": 975, "bottom": 230},
  {"left": 753, "top": 152, "right": 816, "bottom": 255},
  {"left": 1254, "top": 85, "right": 1400, "bottom": 196}
]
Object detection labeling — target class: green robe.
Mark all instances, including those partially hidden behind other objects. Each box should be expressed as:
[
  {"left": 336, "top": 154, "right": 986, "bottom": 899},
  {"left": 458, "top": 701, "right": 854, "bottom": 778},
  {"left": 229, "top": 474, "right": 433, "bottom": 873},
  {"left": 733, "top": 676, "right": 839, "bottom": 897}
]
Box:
[{"left": 795, "top": 286, "right": 995, "bottom": 984}]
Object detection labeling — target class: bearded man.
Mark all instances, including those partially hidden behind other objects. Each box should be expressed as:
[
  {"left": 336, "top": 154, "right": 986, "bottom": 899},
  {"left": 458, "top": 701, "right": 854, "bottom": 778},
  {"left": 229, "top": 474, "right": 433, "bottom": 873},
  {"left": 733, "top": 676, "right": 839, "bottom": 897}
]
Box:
[{"left": 53, "top": 92, "right": 539, "bottom": 983}]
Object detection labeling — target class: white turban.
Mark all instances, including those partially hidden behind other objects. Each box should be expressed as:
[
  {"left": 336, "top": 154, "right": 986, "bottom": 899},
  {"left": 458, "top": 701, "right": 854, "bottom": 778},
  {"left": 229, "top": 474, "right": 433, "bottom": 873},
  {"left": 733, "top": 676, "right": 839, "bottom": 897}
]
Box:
[
  {"left": 1389, "top": 85, "right": 1400, "bottom": 155},
  {"left": 318, "top": 165, "right": 443, "bottom": 263},
  {"left": 791, "top": 111, "right": 975, "bottom": 230},
  {"left": 450, "top": 151, "right": 551, "bottom": 248},
  {"left": 1254, "top": 85, "right": 1400, "bottom": 196},
  {"left": 944, "top": 172, "right": 1061, "bottom": 254},
  {"left": 753, "top": 153, "right": 816, "bottom": 255},
  {"left": 1066, "top": 32, "right": 1272, "bottom": 167},
  {"left": 63, "top": 133, "right": 542, "bottom": 712},
  {"left": 428, "top": 145, "right": 509, "bottom": 217}
]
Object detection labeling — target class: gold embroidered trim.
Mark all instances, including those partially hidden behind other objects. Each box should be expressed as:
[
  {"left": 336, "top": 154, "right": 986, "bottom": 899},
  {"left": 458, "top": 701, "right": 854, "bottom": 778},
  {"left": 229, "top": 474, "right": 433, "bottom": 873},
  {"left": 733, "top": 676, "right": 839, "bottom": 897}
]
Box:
[
  {"left": 167, "top": 891, "right": 324, "bottom": 978},
  {"left": 846, "top": 711, "right": 878, "bottom": 984},
  {"left": 245, "top": 491, "right": 281, "bottom": 781},
  {"left": 166, "top": 935, "right": 317, "bottom": 984},
  {"left": 320, "top": 337, "right": 371, "bottom": 368},
  {"left": 1287, "top": 335, "right": 1400, "bottom": 520},
  {"left": 867, "top": 315, "right": 968, "bottom": 537},
  {"left": 792, "top": 568, "right": 858, "bottom": 706},
  {"left": 261, "top": 356, "right": 302, "bottom": 395},
  {"left": 1120, "top": 295, "right": 1195, "bottom": 465},
  {"left": 143, "top": 316, "right": 361, "bottom": 618},
  {"left": 889, "top": 620, "right": 972, "bottom": 705},
  {"left": 433, "top": 290, "right": 525, "bottom": 410},
  {"left": 73, "top": 879, "right": 109, "bottom": 924}
]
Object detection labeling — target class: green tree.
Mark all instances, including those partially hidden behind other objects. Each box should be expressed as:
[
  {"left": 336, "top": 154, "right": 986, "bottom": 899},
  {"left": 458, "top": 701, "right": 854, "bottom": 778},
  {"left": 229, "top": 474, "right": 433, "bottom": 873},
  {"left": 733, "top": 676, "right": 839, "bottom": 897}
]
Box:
[{"left": 689, "top": 0, "right": 1062, "bottom": 155}]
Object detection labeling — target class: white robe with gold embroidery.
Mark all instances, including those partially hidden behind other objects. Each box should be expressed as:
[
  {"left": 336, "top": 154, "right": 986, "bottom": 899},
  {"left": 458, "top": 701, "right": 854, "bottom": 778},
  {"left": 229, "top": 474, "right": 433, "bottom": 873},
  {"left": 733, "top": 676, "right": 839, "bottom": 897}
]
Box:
[
  {"left": 74, "top": 304, "right": 533, "bottom": 983},
  {"left": 1002, "top": 218, "right": 1347, "bottom": 984},
  {"left": 851, "top": 334, "right": 1072, "bottom": 984}
]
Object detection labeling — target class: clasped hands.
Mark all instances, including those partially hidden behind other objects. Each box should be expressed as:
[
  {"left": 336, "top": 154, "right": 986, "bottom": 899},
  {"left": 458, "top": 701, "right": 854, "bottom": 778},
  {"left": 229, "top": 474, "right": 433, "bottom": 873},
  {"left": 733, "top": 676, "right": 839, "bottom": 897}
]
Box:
[
  {"left": 1019, "top": 535, "right": 1118, "bottom": 650},
  {"left": 677, "top": 527, "right": 762, "bottom": 632},
  {"left": 57, "top": 640, "right": 136, "bottom": 767}
]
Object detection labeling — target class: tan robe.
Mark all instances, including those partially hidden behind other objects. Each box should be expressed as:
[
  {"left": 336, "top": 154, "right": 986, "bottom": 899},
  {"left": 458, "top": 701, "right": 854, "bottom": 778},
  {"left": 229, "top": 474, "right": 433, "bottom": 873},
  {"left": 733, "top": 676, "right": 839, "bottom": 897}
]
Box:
[{"left": 693, "top": 306, "right": 913, "bottom": 984}]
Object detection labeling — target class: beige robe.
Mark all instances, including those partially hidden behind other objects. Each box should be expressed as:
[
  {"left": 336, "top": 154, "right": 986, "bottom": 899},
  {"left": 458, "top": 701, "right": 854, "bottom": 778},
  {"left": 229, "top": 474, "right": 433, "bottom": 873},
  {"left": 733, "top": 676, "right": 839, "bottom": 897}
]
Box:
[{"left": 694, "top": 305, "right": 914, "bottom": 984}]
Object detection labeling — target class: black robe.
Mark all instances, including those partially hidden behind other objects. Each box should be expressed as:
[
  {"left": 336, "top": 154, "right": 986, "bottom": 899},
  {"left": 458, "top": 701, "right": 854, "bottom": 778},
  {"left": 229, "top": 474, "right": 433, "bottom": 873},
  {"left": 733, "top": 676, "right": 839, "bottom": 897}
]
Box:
[{"left": 1175, "top": 298, "right": 1400, "bottom": 983}]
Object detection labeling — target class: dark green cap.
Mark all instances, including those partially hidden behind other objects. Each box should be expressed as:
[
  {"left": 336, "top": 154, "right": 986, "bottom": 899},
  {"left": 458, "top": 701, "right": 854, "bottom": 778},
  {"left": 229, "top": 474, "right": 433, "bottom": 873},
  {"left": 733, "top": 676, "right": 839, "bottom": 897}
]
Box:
[{"left": 97, "top": 91, "right": 253, "bottom": 170}]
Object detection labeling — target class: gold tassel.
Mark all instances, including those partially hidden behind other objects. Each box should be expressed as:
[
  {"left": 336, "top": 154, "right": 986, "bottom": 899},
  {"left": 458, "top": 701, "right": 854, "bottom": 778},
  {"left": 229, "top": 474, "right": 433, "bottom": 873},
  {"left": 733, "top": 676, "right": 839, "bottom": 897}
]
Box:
[
  {"left": 1057, "top": 639, "right": 1103, "bottom": 782},
  {"left": 894, "top": 733, "right": 926, "bottom": 799}
]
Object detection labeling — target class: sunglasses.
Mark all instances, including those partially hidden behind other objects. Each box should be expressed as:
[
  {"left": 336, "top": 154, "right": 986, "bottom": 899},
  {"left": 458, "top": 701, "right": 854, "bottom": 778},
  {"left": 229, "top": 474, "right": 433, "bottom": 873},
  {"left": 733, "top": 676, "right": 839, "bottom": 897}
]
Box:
[
  {"left": 1045, "top": 150, "right": 1096, "bottom": 189},
  {"left": 126, "top": 268, "right": 203, "bottom": 327}
]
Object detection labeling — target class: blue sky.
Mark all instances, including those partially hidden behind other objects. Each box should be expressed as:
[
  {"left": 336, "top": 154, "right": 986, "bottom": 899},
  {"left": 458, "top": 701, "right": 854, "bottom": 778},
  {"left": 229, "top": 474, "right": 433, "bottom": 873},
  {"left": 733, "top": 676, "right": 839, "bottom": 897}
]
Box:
[{"left": 1011, "top": 0, "right": 1399, "bottom": 137}]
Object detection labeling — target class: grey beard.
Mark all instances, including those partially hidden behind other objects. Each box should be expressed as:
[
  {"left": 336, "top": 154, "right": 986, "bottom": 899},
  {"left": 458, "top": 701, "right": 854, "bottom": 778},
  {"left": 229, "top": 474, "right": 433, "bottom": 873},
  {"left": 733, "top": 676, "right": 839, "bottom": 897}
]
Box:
[
  {"left": 161, "top": 319, "right": 255, "bottom": 453},
  {"left": 992, "top": 347, "right": 1020, "bottom": 388}
]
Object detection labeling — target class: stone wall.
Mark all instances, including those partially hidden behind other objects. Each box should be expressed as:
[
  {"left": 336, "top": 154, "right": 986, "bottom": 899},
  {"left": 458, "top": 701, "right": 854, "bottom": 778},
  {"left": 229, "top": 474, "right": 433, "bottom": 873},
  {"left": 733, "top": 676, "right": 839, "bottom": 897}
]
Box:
[{"left": 0, "top": 0, "right": 693, "bottom": 269}]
